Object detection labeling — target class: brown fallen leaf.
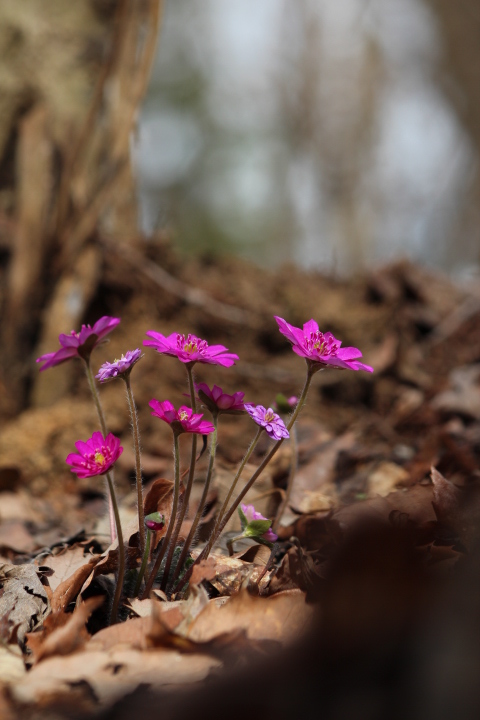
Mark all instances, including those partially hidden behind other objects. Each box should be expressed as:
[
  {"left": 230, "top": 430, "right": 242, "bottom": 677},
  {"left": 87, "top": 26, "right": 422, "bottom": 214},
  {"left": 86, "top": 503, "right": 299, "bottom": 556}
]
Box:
[
  {"left": 35, "top": 543, "right": 100, "bottom": 592},
  {"left": 50, "top": 555, "right": 100, "bottom": 614},
  {"left": 186, "top": 588, "right": 314, "bottom": 646},
  {"left": 26, "top": 596, "right": 104, "bottom": 663},
  {"left": 11, "top": 648, "right": 220, "bottom": 708},
  {"left": 367, "top": 462, "right": 410, "bottom": 498},
  {"left": 0, "top": 563, "right": 49, "bottom": 645}
]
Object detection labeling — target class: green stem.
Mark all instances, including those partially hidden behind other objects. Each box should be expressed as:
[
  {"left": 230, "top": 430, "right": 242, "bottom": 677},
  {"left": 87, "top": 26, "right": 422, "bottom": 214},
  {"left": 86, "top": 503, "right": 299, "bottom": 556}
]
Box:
[
  {"left": 134, "top": 528, "right": 151, "bottom": 596},
  {"left": 84, "top": 358, "right": 116, "bottom": 543},
  {"left": 160, "top": 364, "right": 198, "bottom": 591},
  {"left": 226, "top": 534, "right": 246, "bottom": 556},
  {"left": 124, "top": 375, "right": 145, "bottom": 553},
  {"left": 272, "top": 422, "right": 298, "bottom": 533},
  {"left": 172, "top": 414, "right": 218, "bottom": 583},
  {"left": 207, "top": 425, "right": 263, "bottom": 550},
  {"left": 141, "top": 432, "right": 180, "bottom": 599},
  {"left": 174, "top": 365, "right": 314, "bottom": 593},
  {"left": 105, "top": 470, "right": 125, "bottom": 624}
]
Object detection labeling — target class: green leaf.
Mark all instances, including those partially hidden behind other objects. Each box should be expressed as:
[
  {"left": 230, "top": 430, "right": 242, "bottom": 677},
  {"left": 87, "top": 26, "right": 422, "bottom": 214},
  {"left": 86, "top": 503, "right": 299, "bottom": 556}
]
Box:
[
  {"left": 238, "top": 506, "right": 248, "bottom": 531},
  {"left": 244, "top": 519, "right": 272, "bottom": 538}
]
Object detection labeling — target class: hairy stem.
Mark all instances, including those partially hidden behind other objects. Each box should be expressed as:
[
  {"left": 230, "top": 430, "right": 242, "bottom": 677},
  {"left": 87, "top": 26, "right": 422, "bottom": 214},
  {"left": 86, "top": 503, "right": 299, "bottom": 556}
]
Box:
[
  {"left": 160, "top": 364, "right": 197, "bottom": 591},
  {"left": 124, "top": 375, "right": 145, "bottom": 553},
  {"left": 272, "top": 422, "right": 298, "bottom": 533},
  {"left": 105, "top": 471, "right": 125, "bottom": 624},
  {"left": 134, "top": 529, "right": 151, "bottom": 597},
  {"left": 141, "top": 432, "right": 180, "bottom": 599},
  {"left": 172, "top": 414, "right": 218, "bottom": 583}
]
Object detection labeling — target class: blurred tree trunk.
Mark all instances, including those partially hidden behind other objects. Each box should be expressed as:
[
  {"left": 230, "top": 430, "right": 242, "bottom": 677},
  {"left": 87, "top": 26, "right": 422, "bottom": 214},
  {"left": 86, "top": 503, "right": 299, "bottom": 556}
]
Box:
[
  {"left": 426, "top": 0, "right": 480, "bottom": 266},
  {"left": 0, "top": 0, "right": 162, "bottom": 416}
]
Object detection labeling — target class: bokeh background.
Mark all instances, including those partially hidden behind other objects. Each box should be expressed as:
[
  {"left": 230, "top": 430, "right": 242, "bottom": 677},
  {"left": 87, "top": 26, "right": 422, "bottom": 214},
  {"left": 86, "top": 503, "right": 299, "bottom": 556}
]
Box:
[
  {"left": 0, "top": 0, "right": 480, "bottom": 417},
  {"left": 135, "top": 0, "right": 480, "bottom": 276}
]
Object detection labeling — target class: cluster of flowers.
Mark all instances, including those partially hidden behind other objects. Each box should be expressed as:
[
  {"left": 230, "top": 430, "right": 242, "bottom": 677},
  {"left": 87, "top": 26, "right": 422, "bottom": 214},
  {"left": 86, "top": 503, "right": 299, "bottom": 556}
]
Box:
[{"left": 37, "top": 313, "right": 372, "bottom": 619}]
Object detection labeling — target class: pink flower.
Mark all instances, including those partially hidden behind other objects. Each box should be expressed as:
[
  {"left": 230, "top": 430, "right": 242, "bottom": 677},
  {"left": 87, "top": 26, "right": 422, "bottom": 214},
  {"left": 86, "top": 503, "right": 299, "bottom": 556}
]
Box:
[
  {"left": 149, "top": 399, "right": 215, "bottom": 435},
  {"left": 244, "top": 404, "right": 290, "bottom": 440},
  {"left": 66, "top": 431, "right": 123, "bottom": 478},
  {"left": 96, "top": 348, "right": 143, "bottom": 382},
  {"left": 144, "top": 331, "right": 238, "bottom": 367},
  {"left": 196, "top": 383, "right": 245, "bottom": 414},
  {"left": 240, "top": 503, "right": 278, "bottom": 543},
  {"left": 274, "top": 316, "right": 373, "bottom": 372},
  {"left": 37, "top": 316, "right": 120, "bottom": 371}
]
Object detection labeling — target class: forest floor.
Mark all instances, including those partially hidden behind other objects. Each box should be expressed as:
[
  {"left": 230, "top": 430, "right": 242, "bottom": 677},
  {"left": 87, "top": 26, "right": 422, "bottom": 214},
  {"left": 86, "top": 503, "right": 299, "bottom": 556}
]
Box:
[{"left": 1, "top": 239, "right": 480, "bottom": 719}]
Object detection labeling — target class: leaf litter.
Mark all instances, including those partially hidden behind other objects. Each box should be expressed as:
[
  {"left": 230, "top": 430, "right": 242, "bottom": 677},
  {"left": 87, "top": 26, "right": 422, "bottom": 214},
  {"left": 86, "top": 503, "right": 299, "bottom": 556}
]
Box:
[{"left": 2, "top": 256, "right": 480, "bottom": 717}]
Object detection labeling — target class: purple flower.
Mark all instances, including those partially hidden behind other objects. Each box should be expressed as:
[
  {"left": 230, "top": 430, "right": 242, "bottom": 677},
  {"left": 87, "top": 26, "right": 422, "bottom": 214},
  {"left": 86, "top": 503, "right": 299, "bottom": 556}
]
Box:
[
  {"left": 244, "top": 404, "right": 290, "bottom": 440},
  {"left": 66, "top": 431, "right": 123, "bottom": 478},
  {"left": 144, "top": 330, "right": 238, "bottom": 367},
  {"left": 240, "top": 503, "right": 278, "bottom": 543},
  {"left": 196, "top": 383, "right": 245, "bottom": 414},
  {"left": 37, "top": 316, "right": 121, "bottom": 371},
  {"left": 96, "top": 348, "right": 143, "bottom": 382},
  {"left": 274, "top": 316, "right": 373, "bottom": 373},
  {"left": 149, "top": 399, "right": 215, "bottom": 435}
]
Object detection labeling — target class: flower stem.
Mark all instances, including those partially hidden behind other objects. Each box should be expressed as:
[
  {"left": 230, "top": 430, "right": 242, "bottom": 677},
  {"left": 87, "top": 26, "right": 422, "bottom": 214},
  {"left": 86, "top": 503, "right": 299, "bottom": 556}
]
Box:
[
  {"left": 141, "top": 432, "right": 180, "bottom": 599},
  {"left": 84, "top": 358, "right": 116, "bottom": 542},
  {"left": 105, "top": 470, "right": 125, "bottom": 624},
  {"left": 174, "top": 365, "right": 314, "bottom": 593},
  {"left": 207, "top": 425, "right": 263, "bottom": 550},
  {"left": 134, "top": 528, "right": 151, "bottom": 597},
  {"left": 172, "top": 414, "right": 218, "bottom": 584},
  {"left": 160, "top": 364, "right": 198, "bottom": 591},
  {"left": 272, "top": 422, "right": 298, "bottom": 533},
  {"left": 124, "top": 375, "right": 145, "bottom": 554}
]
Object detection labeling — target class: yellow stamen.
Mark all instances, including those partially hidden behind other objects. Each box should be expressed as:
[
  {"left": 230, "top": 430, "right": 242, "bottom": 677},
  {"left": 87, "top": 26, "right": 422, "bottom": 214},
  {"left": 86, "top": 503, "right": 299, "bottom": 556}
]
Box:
[{"left": 94, "top": 452, "right": 105, "bottom": 465}]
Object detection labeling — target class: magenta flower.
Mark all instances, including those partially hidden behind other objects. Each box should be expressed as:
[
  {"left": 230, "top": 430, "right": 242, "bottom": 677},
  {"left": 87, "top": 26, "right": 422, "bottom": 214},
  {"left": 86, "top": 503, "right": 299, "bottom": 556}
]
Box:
[
  {"left": 144, "top": 330, "right": 238, "bottom": 367},
  {"left": 96, "top": 348, "right": 143, "bottom": 382},
  {"left": 244, "top": 403, "right": 289, "bottom": 440},
  {"left": 196, "top": 382, "right": 245, "bottom": 415},
  {"left": 149, "top": 399, "right": 215, "bottom": 435},
  {"left": 274, "top": 316, "right": 373, "bottom": 373},
  {"left": 66, "top": 431, "right": 123, "bottom": 478},
  {"left": 37, "top": 316, "right": 121, "bottom": 371},
  {"left": 240, "top": 503, "right": 278, "bottom": 543}
]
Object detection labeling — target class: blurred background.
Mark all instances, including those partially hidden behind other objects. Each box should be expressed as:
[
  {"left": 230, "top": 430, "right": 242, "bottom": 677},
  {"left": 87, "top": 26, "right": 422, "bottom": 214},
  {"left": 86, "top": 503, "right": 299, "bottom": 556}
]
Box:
[
  {"left": 135, "top": 0, "right": 480, "bottom": 276},
  {"left": 0, "top": 0, "right": 480, "bottom": 416}
]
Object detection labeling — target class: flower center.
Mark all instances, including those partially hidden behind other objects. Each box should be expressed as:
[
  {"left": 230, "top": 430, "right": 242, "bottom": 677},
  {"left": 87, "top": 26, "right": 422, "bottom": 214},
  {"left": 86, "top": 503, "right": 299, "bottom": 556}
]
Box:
[
  {"left": 94, "top": 452, "right": 106, "bottom": 465},
  {"left": 178, "top": 410, "right": 189, "bottom": 421},
  {"left": 264, "top": 410, "right": 275, "bottom": 422},
  {"left": 177, "top": 334, "right": 208, "bottom": 356},
  {"left": 305, "top": 331, "right": 339, "bottom": 357}
]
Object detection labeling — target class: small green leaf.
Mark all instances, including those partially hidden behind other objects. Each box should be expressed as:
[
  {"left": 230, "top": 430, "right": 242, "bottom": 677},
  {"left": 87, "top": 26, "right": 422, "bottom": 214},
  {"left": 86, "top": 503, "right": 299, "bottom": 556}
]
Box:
[
  {"left": 244, "top": 519, "right": 272, "bottom": 538},
  {"left": 238, "top": 506, "right": 248, "bottom": 531}
]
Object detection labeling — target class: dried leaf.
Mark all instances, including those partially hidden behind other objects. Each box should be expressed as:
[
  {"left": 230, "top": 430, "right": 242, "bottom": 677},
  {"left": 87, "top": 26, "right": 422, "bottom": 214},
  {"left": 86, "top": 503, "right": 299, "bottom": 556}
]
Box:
[
  {"left": 367, "top": 462, "right": 410, "bottom": 498},
  {"left": 0, "top": 563, "right": 49, "bottom": 645},
  {"left": 35, "top": 543, "right": 100, "bottom": 592},
  {"left": 11, "top": 649, "right": 220, "bottom": 708},
  {"left": 26, "top": 596, "right": 104, "bottom": 663},
  {"left": 187, "top": 589, "right": 314, "bottom": 646},
  {"left": 50, "top": 556, "right": 100, "bottom": 614},
  {"left": 0, "top": 645, "right": 26, "bottom": 683}
]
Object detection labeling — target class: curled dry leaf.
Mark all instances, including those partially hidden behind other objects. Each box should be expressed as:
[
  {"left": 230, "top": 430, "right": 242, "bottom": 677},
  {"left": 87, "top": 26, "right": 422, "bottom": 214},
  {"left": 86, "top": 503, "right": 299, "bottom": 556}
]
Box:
[
  {"left": 0, "top": 564, "right": 49, "bottom": 645},
  {"left": 35, "top": 543, "right": 100, "bottom": 592},
  {"left": 26, "top": 596, "right": 104, "bottom": 663},
  {"left": 50, "top": 555, "right": 100, "bottom": 614}
]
